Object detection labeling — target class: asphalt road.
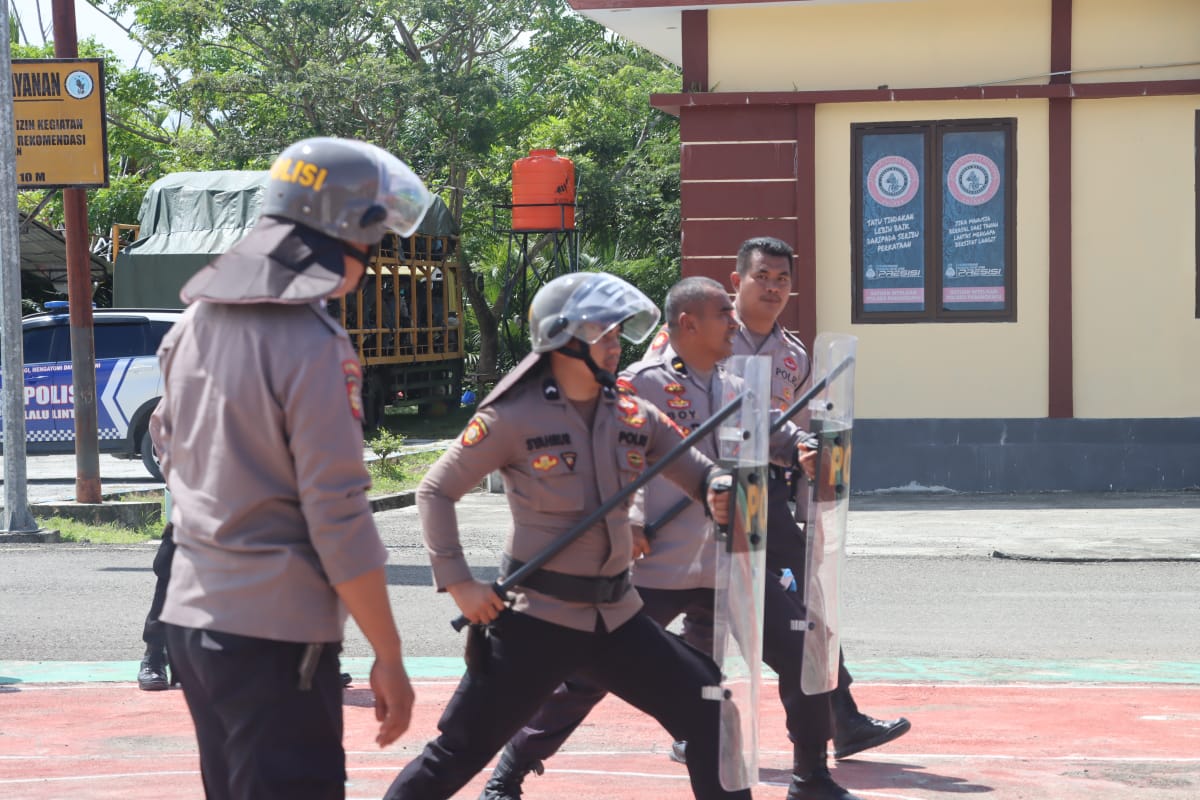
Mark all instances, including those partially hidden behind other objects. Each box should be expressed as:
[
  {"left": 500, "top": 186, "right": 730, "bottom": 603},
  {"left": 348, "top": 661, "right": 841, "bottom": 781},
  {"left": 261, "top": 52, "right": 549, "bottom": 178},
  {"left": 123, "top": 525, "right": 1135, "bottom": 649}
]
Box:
[{"left": 1, "top": 491, "right": 1197, "bottom": 666}]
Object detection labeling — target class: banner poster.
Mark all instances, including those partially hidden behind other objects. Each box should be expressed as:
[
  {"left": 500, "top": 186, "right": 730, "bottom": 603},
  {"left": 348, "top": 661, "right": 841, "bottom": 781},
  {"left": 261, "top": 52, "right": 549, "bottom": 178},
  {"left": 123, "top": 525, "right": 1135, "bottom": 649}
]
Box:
[
  {"left": 941, "top": 130, "right": 1007, "bottom": 311},
  {"left": 861, "top": 132, "right": 926, "bottom": 313}
]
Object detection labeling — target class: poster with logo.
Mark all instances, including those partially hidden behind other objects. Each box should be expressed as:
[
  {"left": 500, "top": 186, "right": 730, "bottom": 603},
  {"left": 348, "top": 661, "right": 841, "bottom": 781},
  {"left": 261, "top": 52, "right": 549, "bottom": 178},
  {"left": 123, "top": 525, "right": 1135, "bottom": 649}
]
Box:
[
  {"left": 941, "top": 130, "right": 1007, "bottom": 311},
  {"left": 861, "top": 132, "right": 926, "bottom": 313}
]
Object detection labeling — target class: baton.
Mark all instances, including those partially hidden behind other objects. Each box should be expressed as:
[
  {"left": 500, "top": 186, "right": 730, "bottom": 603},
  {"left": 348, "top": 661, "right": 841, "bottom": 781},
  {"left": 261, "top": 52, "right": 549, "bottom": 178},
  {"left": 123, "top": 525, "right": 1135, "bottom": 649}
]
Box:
[
  {"left": 641, "top": 356, "right": 855, "bottom": 539},
  {"left": 451, "top": 389, "right": 748, "bottom": 631}
]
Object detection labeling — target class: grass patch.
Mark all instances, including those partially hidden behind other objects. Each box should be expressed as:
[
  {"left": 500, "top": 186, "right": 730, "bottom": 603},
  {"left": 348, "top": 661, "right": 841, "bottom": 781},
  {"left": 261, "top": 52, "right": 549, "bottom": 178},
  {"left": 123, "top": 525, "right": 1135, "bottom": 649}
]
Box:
[
  {"left": 42, "top": 515, "right": 165, "bottom": 545},
  {"left": 376, "top": 404, "right": 475, "bottom": 440},
  {"left": 367, "top": 449, "right": 443, "bottom": 493}
]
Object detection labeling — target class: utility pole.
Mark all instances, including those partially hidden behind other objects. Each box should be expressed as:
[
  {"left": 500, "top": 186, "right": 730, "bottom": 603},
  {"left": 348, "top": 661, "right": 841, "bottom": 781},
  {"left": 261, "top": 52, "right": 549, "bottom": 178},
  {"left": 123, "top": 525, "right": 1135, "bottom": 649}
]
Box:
[
  {"left": 1, "top": 0, "right": 42, "bottom": 534},
  {"left": 51, "top": 0, "right": 102, "bottom": 503}
]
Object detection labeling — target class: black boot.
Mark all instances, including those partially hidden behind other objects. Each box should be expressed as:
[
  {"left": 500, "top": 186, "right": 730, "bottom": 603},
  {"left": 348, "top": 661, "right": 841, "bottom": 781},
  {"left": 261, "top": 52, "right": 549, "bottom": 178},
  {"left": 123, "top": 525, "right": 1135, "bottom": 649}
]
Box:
[
  {"left": 477, "top": 745, "right": 544, "bottom": 800},
  {"left": 137, "top": 645, "right": 170, "bottom": 691},
  {"left": 831, "top": 689, "right": 911, "bottom": 759},
  {"left": 787, "top": 747, "right": 862, "bottom": 800}
]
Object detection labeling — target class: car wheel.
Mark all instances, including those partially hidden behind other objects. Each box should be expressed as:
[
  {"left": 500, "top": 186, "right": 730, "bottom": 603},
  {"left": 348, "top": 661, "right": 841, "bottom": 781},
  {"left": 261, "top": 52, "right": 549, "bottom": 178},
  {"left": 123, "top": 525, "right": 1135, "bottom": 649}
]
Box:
[{"left": 141, "top": 427, "right": 164, "bottom": 481}]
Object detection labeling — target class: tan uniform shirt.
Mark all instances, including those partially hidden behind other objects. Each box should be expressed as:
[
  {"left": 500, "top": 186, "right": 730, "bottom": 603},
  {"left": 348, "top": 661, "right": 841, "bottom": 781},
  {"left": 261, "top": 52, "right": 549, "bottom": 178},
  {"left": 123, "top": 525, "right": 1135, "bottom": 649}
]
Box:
[
  {"left": 417, "top": 358, "right": 714, "bottom": 633},
  {"left": 152, "top": 301, "right": 386, "bottom": 643},
  {"left": 730, "top": 315, "right": 812, "bottom": 414},
  {"left": 625, "top": 340, "right": 810, "bottom": 590}
]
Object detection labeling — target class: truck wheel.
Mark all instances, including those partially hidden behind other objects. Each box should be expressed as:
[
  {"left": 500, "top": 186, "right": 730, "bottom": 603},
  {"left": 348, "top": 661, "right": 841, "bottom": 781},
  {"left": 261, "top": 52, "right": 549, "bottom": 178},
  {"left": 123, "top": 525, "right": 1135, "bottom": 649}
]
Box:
[{"left": 141, "top": 428, "right": 164, "bottom": 481}]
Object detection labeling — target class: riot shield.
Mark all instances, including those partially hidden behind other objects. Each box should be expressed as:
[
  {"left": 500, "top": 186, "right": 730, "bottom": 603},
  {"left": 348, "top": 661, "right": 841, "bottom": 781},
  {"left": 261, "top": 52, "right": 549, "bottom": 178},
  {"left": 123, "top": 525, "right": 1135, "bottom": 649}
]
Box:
[
  {"left": 710, "top": 355, "right": 770, "bottom": 791},
  {"left": 800, "top": 333, "right": 858, "bottom": 696}
]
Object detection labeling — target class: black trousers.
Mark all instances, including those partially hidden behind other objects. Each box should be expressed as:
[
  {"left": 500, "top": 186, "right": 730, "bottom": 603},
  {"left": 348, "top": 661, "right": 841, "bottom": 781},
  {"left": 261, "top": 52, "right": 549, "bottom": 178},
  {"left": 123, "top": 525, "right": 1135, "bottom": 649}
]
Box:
[
  {"left": 165, "top": 624, "right": 345, "bottom": 800},
  {"left": 765, "top": 476, "right": 855, "bottom": 700},
  {"left": 501, "top": 475, "right": 856, "bottom": 766},
  {"left": 141, "top": 523, "right": 175, "bottom": 649},
  {"left": 506, "top": 587, "right": 714, "bottom": 761},
  {"left": 382, "top": 610, "right": 751, "bottom": 800}
]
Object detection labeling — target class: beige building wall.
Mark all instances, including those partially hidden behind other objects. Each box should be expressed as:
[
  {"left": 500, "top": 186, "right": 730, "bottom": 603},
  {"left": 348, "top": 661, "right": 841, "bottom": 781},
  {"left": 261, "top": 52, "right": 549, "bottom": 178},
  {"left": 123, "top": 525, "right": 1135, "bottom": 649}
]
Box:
[
  {"left": 708, "top": 0, "right": 1050, "bottom": 92},
  {"left": 1072, "top": 97, "right": 1200, "bottom": 418},
  {"left": 1073, "top": 0, "right": 1200, "bottom": 84},
  {"left": 813, "top": 100, "right": 1051, "bottom": 419}
]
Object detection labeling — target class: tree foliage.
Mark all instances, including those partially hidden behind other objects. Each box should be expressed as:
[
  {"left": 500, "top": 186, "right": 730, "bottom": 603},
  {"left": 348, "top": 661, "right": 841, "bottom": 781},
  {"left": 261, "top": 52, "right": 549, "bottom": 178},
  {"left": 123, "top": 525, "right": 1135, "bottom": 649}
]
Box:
[{"left": 18, "top": 1, "right": 682, "bottom": 378}]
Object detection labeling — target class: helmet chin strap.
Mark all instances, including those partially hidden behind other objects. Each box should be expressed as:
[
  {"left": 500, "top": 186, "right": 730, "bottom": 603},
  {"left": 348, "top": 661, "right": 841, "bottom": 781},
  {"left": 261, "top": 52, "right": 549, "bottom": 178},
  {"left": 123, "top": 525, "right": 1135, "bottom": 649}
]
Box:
[
  {"left": 560, "top": 340, "right": 617, "bottom": 389},
  {"left": 341, "top": 240, "right": 379, "bottom": 292}
]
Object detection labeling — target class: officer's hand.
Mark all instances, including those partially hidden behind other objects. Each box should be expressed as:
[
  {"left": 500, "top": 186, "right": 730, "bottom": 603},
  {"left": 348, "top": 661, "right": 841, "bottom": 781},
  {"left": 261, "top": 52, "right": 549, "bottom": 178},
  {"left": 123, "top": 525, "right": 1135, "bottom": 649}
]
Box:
[
  {"left": 706, "top": 473, "right": 732, "bottom": 526},
  {"left": 370, "top": 656, "right": 415, "bottom": 747},
  {"left": 632, "top": 528, "right": 651, "bottom": 559},
  {"left": 447, "top": 579, "right": 507, "bottom": 624},
  {"left": 797, "top": 445, "right": 817, "bottom": 481}
]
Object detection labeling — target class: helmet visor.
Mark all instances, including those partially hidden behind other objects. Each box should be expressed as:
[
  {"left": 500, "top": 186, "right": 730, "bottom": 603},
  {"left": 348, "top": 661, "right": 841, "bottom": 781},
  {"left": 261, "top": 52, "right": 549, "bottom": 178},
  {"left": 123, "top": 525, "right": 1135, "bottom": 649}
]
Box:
[
  {"left": 375, "top": 149, "right": 435, "bottom": 237},
  {"left": 560, "top": 274, "right": 660, "bottom": 346}
]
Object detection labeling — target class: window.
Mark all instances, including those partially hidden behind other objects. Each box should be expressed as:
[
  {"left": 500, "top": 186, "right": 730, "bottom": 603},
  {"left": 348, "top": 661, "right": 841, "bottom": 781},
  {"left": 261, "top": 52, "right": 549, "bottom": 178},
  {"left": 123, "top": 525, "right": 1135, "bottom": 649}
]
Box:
[
  {"left": 852, "top": 118, "right": 1016, "bottom": 323},
  {"left": 94, "top": 322, "right": 150, "bottom": 360},
  {"left": 22, "top": 325, "right": 68, "bottom": 364}
]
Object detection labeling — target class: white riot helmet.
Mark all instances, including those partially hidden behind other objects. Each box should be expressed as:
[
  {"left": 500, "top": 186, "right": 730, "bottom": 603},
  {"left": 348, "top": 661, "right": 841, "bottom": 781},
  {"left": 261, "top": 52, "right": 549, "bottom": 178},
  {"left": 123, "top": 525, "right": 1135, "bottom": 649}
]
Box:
[
  {"left": 529, "top": 272, "right": 660, "bottom": 354},
  {"left": 260, "top": 137, "right": 433, "bottom": 245}
]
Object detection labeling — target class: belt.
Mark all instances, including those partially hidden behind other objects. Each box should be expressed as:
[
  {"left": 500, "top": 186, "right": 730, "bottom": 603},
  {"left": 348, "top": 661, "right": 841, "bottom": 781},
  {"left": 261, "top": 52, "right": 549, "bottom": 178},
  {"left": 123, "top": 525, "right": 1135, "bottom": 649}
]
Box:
[{"left": 501, "top": 554, "right": 633, "bottom": 605}]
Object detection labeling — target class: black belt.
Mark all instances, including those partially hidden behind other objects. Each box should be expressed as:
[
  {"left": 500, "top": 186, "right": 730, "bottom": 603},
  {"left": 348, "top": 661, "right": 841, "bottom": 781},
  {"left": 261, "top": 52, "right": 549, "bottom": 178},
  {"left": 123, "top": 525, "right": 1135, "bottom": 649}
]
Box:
[{"left": 500, "top": 555, "right": 632, "bottom": 605}]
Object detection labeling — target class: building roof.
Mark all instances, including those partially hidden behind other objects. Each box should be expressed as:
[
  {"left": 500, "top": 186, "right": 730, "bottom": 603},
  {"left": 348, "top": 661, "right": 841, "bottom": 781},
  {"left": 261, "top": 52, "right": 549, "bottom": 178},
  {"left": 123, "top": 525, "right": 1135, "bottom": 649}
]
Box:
[{"left": 18, "top": 213, "right": 112, "bottom": 286}]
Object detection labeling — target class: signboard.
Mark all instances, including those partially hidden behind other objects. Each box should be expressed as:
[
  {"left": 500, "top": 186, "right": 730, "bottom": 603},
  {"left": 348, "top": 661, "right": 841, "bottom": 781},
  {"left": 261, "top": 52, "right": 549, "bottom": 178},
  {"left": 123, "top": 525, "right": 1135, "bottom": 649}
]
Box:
[
  {"left": 941, "top": 130, "right": 1007, "bottom": 312},
  {"left": 11, "top": 58, "right": 108, "bottom": 189},
  {"left": 860, "top": 132, "right": 926, "bottom": 313}
]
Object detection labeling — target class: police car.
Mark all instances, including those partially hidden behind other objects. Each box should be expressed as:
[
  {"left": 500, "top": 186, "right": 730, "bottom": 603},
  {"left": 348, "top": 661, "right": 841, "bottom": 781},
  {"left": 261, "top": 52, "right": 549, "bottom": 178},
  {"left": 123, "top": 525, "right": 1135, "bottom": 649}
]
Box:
[{"left": 1, "top": 303, "right": 181, "bottom": 479}]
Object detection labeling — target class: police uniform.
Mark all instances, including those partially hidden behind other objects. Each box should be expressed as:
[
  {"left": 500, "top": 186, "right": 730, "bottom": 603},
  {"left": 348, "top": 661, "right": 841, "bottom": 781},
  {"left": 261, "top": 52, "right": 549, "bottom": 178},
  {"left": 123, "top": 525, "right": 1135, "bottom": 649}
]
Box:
[
  {"left": 495, "top": 339, "right": 831, "bottom": 768},
  {"left": 152, "top": 205, "right": 400, "bottom": 800},
  {"left": 382, "top": 353, "right": 750, "bottom": 800}
]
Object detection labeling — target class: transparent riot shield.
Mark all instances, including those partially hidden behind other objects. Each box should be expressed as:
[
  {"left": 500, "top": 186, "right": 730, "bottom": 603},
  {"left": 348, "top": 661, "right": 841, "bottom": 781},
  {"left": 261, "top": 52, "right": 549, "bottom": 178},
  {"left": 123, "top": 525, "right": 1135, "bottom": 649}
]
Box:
[
  {"left": 709, "top": 355, "right": 770, "bottom": 791},
  {"left": 800, "top": 333, "right": 857, "bottom": 696}
]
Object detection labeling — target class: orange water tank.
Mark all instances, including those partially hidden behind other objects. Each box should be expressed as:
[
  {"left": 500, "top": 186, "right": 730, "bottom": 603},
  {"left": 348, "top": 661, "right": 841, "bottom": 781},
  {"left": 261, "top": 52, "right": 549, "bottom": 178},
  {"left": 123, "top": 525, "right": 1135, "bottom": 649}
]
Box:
[{"left": 512, "top": 149, "right": 576, "bottom": 231}]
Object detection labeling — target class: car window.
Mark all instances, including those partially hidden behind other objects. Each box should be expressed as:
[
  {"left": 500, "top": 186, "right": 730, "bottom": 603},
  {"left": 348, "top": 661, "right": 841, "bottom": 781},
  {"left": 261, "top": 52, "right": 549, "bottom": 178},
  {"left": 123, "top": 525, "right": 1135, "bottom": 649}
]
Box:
[
  {"left": 94, "top": 322, "right": 150, "bottom": 359},
  {"left": 147, "top": 320, "right": 176, "bottom": 352},
  {"left": 22, "top": 325, "right": 68, "bottom": 364}
]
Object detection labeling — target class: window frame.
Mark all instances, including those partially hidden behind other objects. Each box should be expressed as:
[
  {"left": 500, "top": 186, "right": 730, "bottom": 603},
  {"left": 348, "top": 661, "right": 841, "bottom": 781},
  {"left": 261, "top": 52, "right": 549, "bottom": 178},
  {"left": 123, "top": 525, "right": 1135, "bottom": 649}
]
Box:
[{"left": 851, "top": 117, "right": 1017, "bottom": 324}]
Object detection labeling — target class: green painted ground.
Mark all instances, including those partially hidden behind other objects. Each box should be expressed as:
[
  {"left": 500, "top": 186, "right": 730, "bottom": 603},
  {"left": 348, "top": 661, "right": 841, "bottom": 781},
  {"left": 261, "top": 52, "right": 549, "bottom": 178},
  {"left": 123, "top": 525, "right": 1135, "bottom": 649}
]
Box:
[{"left": 3, "top": 657, "right": 1199, "bottom": 686}]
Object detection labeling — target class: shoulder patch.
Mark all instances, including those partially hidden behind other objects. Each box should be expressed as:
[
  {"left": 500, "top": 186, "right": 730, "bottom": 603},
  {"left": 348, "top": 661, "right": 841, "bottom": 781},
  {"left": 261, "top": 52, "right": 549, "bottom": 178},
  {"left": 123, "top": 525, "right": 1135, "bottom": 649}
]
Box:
[
  {"left": 461, "top": 416, "right": 489, "bottom": 447},
  {"left": 656, "top": 408, "right": 688, "bottom": 439},
  {"left": 342, "top": 359, "right": 363, "bottom": 421},
  {"left": 648, "top": 327, "right": 669, "bottom": 353},
  {"left": 615, "top": 376, "right": 637, "bottom": 395}
]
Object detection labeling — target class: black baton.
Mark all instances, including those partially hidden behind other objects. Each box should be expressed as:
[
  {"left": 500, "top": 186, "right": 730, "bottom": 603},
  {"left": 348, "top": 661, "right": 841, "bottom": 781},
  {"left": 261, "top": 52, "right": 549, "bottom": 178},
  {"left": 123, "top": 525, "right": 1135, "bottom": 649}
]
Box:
[{"left": 451, "top": 389, "right": 749, "bottom": 631}]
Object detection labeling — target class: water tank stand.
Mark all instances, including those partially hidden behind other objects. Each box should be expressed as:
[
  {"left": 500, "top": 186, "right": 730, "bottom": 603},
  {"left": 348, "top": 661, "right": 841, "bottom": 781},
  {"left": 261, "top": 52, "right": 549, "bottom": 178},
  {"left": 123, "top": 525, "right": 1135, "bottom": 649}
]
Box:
[{"left": 497, "top": 227, "right": 581, "bottom": 370}]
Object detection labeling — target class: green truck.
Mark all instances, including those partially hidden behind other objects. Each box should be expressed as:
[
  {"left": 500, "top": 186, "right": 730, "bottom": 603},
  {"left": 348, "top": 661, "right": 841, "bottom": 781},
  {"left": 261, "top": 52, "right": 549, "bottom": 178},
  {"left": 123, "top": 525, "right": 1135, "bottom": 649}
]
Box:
[{"left": 114, "top": 170, "right": 466, "bottom": 425}]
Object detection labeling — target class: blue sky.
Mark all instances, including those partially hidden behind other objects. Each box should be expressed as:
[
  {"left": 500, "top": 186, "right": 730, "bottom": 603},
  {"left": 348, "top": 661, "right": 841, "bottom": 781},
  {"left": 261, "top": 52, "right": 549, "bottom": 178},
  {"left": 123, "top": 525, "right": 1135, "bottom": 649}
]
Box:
[{"left": 10, "top": 0, "right": 147, "bottom": 67}]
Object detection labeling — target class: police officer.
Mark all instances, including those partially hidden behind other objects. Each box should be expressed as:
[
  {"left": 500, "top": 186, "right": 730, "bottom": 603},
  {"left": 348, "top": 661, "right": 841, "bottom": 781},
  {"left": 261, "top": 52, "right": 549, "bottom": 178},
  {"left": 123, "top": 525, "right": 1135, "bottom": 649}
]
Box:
[
  {"left": 136, "top": 522, "right": 175, "bottom": 691},
  {"left": 382, "top": 272, "right": 749, "bottom": 800},
  {"left": 726, "top": 236, "right": 911, "bottom": 765},
  {"left": 478, "top": 277, "right": 867, "bottom": 800},
  {"left": 152, "top": 137, "right": 429, "bottom": 800}
]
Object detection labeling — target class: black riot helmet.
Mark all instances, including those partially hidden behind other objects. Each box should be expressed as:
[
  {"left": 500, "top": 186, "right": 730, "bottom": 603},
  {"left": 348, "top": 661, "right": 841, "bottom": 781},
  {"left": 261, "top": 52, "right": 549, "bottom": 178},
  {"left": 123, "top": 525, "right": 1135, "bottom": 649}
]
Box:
[
  {"left": 528, "top": 272, "right": 660, "bottom": 388},
  {"left": 529, "top": 272, "right": 660, "bottom": 353},
  {"left": 260, "top": 137, "right": 432, "bottom": 245}
]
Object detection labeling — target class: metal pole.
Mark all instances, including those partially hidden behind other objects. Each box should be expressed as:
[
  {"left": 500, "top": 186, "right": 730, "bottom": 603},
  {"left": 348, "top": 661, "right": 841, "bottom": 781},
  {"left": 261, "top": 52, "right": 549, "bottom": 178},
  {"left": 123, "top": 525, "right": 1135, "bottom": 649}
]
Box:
[
  {"left": 0, "top": 1, "right": 40, "bottom": 532},
  {"left": 52, "top": 0, "right": 102, "bottom": 503}
]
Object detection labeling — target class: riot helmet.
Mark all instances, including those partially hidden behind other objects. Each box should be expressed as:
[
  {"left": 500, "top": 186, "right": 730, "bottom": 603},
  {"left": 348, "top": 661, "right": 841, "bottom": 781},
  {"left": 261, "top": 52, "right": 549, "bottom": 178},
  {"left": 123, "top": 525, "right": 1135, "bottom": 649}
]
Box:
[
  {"left": 529, "top": 272, "right": 660, "bottom": 354},
  {"left": 260, "top": 137, "right": 433, "bottom": 246}
]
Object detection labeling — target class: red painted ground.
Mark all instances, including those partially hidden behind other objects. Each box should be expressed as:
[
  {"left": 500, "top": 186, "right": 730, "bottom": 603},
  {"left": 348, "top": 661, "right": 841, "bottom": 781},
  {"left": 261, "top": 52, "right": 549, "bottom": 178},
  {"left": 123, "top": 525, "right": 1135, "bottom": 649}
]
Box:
[{"left": 1, "top": 680, "right": 1198, "bottom": 799}]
